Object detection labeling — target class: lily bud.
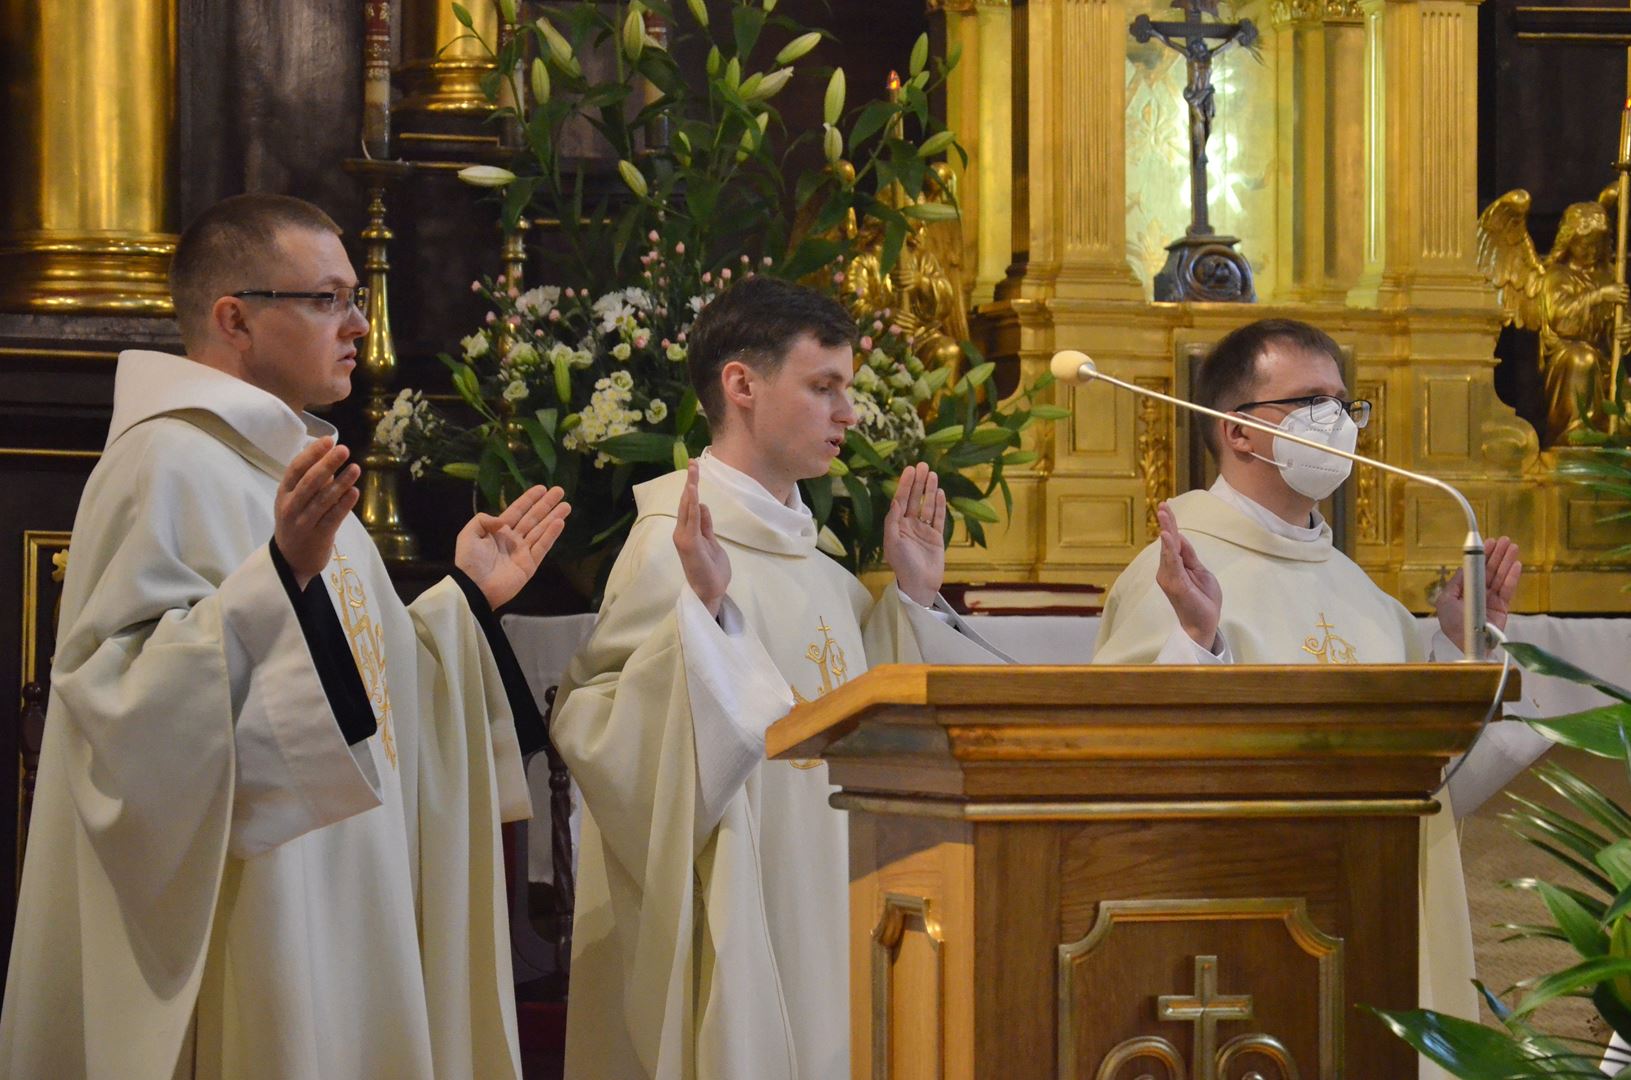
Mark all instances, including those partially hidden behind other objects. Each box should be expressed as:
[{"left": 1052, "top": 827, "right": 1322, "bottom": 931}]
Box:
[
  {"left": 458, "top": 165, "right": 517, "bottom": 188},
  {"left": 917, "top": 129, "right": 957, "bottom": 158},
  {"left": 909, "top": 32, "right": 928, "bottom": 76},
  {"left": 687, "top": 0, "right": 709, "bottom": 26},
  {"left": 749, "top": 67, "right": 792, "bottom": 101},
  {"left": 775, "top": 31, "right": 821, "bottom": 66},
  {"left": 764, "top": 0, "right": 777, "bottom": 10},
  {"left": 823, "top": 123, "right": 843, "bottom": 164},
  {"left": 498, "top": 0, "right": 517, "bottom": 24},
  {"left": 674, "top": 130, "right": 692, "bottom": 166},
  {"left": 723, "top": 56, "right": 740, "bottom": 91},
  {"left": 537, "top": 19, "right": 580, "bottom": 76},
  {"left": 738, "top": 71, "right": 764, "bottom": 100},
  {"left": 530, "top": 57, "right": 550, "bottom": 102},
  {"left": 618, "top": 160, "right": 649, "bottom": 198},
  {"left": 672, "top": 441, "right": 690, "bottom": 471},
  {"left": 553, "top": 354, "right": 572, "bottom": 403},
  {"left": 823, "top": 67, "right": 845, "bottom": 126},
  {"left": 706, "top": 45, "right": 722, "bottom": 77},
  {"left": 622, "top": 5, "right": 645, "bottom": 62}
]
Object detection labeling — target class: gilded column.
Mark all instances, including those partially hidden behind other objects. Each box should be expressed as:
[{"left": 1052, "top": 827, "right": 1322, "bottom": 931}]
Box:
[
  {"left": 1003, "top": 0, "right": 1146, "bottom": 304},
  {"left": 932, "top": 0, "right": 1014, "bottom": 307},
  {"left": 396, "top": 0, "right": 501, "bottom": 122},
  {"left": 0, "top": 0, "right": 177, "bottom": 314},
  {"left": 1348, "top": 0, "right": 1492, "bottom": 310},
  {"left": 1271, "top": 0, "right": 1366, "bottom": 302}
]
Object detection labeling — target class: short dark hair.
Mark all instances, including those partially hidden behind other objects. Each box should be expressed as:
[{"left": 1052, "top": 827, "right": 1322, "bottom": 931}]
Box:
[
  {"left": 170, "top": 194, "right": 342, "bottom": 347},
  {"left": 1194, "top": 318, "right": 1343, "bottom": 459},
  {"left": 686, "top": 275, "right": 857, "bottom": 424}
]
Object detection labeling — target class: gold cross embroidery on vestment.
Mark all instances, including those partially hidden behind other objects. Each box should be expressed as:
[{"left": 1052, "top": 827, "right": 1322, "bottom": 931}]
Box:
[
  {"left": 1300, "top": 612, "right": 1358, "bottom": 664},
  {"left": 329, "top": 551, "right": 398, "bottom": 767},
  {"left": 788, "top": 617, "right": 849, "bottom": 769}
]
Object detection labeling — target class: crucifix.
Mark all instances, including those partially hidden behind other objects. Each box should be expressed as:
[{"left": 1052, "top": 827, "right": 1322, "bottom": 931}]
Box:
[{"left": 1131, "top": 0, "right": 1260, "bottom": 303}]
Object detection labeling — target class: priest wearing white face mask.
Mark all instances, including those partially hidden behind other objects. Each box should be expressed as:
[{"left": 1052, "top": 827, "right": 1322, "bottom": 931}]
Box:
[{"left": 1092, "top": 318, "right": 1521, "bottom": 1080}]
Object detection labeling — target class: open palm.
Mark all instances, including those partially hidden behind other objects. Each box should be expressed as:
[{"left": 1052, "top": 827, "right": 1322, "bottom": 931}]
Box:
[
  {"left": 455, "top": 485, "right": 570, "bottom": 609},
  {"left": 673, "top": 461, "right": 731, "bottom": 617},
  {"left": 1153, "top": 502, "right": 1223, "bottom": 650},
  {"left": 883, "top": 463, "right": 947, "bottom": 607}
]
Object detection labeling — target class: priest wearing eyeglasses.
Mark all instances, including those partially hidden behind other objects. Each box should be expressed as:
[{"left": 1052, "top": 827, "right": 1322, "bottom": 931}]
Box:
[
  {"left": 1091, "top": 318, "right": 1522, "bottom": 1080},
  {"left": 1, "top": 194, "right": 570, "bottom": 1079}
]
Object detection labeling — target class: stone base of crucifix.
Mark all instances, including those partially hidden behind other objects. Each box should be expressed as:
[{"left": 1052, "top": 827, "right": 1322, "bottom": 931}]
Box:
[{"left": 1154, "top": 233, "right": 1256, "bottom": 303}]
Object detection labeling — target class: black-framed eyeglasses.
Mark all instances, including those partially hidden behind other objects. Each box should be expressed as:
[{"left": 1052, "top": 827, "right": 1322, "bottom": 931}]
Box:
[
  {"left": 230, "top": 286, "right": 369, "bottom": 316},
  {"left": 1234, "top": 394, "right": 1372, "bottom": 429}
]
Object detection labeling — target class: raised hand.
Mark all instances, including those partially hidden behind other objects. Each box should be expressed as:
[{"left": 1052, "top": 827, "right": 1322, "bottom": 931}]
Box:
[
  {"left": 1153, "top": 501, "right": 1223, "bottom": 651},
  {"left": 275, "top": 437, "right": 361, "bottom": 589},
  {"left": 1437, "top": 535, "right": 1522, "bottom": 650},
  {"left": 455, "top": 484, "right": 570, "bottom": 610},
  {"left": 673, "top": 461, "right": 731, "bottom": 618},
  {"left": 883, "top": 462, "right": 947, "bottom": 608}
]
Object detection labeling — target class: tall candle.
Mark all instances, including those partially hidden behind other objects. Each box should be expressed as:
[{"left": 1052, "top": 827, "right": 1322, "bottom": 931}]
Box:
[{"left": 363, "top": 0, "right": 392, "bottom": 158}]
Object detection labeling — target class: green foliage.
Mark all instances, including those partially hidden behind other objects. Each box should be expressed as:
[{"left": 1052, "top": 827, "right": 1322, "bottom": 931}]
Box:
[
  {"left": 1376, "top": 642, "right": 1631, "bottom": 1074},
  {"left": 397, "top": 1, "right": 1068, "bottom": 584}
]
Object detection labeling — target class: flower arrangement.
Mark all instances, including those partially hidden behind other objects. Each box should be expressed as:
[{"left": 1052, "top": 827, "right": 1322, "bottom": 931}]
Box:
[{"left": 393, "top": 0, "right": 1062, "bottom": 587}]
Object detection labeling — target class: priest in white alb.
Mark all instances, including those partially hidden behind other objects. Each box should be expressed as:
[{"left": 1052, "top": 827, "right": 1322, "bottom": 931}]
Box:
[
  {"left": 1090, "top": 318, "right": 1522, "bottom": 1080},
  {"left": 552, "top": 276, "right": 1000, "bottom": 1080},
  {"left": 1, "top": 194, "right": 572, "bottom": 1080}
]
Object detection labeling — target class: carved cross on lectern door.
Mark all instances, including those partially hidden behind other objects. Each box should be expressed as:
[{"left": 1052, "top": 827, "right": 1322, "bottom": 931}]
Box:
[{"left": 1157, "top": 955, "right": 1254, "bottom": 1079}]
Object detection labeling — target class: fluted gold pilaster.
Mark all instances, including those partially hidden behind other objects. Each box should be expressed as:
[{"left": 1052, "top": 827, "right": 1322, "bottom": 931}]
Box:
[
  {"left": 1004, "top": 0, "right": 1145, "bottom": 303},
  {"left": 396, "top": 0, "right": 501, "bottom": 119},
  {"left": 1348, "top": 0, "right": 1493, "bottom": 310},
  {"left": 933, "top": 0, "right": 1014, "bottom": 306},
  {"left": 0, "top": 0, "right": 177, "bottom": 314},
  {"left": 1272, "top": 0, "right": 1366, "bottom": 302}
]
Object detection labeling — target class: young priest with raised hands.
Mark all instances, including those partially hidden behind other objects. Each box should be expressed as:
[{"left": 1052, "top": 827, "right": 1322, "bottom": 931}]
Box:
[{"left": 553, "top": 274, "right": 1000, "bottom": 1080}]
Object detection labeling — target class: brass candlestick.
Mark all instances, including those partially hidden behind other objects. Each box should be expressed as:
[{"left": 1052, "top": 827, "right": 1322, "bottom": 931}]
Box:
[{"left": 344, "top": 158, "right": 419, "bottom": 560}]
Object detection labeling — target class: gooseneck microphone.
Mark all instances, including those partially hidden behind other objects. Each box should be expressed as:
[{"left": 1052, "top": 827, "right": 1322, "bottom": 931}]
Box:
[{"left": 1049, "top": 350, "right": 1492, "bottom": 662}]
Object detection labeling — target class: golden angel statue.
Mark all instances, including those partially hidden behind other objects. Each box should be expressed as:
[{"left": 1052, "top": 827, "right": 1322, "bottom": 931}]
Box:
[
  {"left": 1478, "top": 187, "right": 1629, "bottom": 447},
  {"left": 837, "top": 161, "right": 972, "bottom": 378}
]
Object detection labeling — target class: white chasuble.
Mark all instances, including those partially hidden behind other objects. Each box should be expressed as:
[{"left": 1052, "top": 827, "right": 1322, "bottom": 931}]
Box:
[
  {"left": 553, "top": 453, "right": 931, "bottom": 1080},
  {"left": 0, "top": 351, "right": 531, "bottom": 1080},
  {"left": 1092, "top": 483, "right": 1478, "bottom": 1080}
]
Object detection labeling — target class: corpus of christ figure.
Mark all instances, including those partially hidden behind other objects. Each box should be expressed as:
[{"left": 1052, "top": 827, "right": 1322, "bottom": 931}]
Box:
[{"left": 1131, "top": 0, "right": 1259, "bottom": 302}]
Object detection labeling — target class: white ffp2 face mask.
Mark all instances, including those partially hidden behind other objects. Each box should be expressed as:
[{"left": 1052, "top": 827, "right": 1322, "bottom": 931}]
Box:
[{"left": 1248, "top": 406, "right": 1358, "bottom": 500}]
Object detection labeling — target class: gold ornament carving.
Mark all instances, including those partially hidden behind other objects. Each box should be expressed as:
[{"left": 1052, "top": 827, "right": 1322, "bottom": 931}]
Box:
[
  {"left": 1270, "top": 0, "right": 1362, "bottom": 26},
  {"left": 1354, "top": 381, "right": 1383, "bottom": 542},
  {"left": 1136, "top": 377, "right": 1174, "bottom": 539},
  {"left": 832, "top": 160, "right": 972, "bottom": 379},
  {"left": 1479, "top": 187, "right": 1627, "bottom": 447}
]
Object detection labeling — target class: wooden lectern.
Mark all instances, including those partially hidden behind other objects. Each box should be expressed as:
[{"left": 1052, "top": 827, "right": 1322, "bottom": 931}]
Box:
[{"left": 766, "top": 664, "right": 1507, "bottom": 1079}]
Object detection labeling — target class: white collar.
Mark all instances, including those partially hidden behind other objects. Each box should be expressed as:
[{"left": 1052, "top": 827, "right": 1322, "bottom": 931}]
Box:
[
  {"left": 106, "top": 350, "right": 334, "bottom": 468},
  {"left": 698, "top": 448, "right": 814, "bottom": 541},
  {"left": 1209, "top": 475, "right": 1326, "bottom": 544}
]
